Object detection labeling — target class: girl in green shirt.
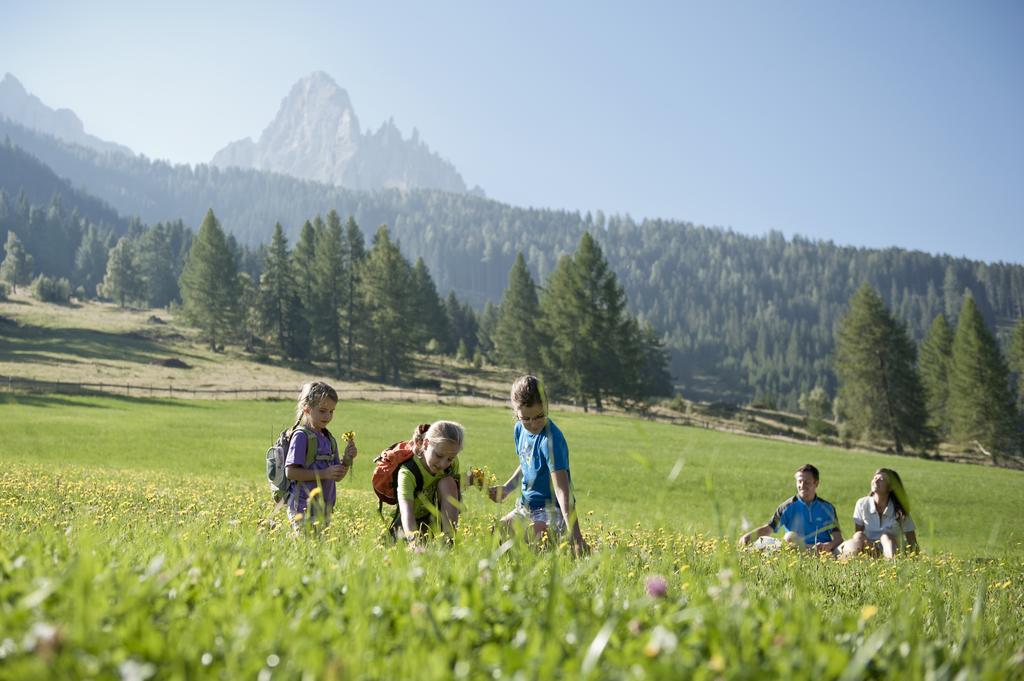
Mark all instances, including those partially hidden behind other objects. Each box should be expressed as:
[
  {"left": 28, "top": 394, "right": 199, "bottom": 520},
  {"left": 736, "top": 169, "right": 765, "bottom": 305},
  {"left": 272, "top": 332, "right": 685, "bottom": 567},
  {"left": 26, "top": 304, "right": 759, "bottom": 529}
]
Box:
[{"left": 393, "top": 421, "right": 465, "bottom": 546}]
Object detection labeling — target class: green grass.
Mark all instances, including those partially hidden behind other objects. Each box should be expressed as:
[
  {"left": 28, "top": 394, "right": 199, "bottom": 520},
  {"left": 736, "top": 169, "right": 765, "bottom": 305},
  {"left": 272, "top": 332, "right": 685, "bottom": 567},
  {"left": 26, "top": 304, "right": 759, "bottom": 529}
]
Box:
[
  {"left": 1, "top": 394, "right": 1022, "bottom": 679},
  {"left": 1, "top": 394, "right": 1021, "bottom": 557}
]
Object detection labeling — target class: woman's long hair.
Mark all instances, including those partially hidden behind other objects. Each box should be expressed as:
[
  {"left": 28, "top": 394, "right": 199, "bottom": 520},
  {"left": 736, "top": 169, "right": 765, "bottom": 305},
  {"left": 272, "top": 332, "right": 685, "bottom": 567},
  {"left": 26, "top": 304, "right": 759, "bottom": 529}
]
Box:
[{"left": 876, "top": 468, "right": 910, "bottom": 522}]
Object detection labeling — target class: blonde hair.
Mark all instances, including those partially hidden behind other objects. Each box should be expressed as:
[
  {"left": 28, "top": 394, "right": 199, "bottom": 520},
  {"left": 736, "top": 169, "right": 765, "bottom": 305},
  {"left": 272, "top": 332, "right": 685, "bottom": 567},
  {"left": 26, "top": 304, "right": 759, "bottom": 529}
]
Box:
[
  {"left": 291, "top": 381, "right": 339, "bottom": 431},
  {"left": 411, "top": 420, "right": 465, "bottom": 457}
]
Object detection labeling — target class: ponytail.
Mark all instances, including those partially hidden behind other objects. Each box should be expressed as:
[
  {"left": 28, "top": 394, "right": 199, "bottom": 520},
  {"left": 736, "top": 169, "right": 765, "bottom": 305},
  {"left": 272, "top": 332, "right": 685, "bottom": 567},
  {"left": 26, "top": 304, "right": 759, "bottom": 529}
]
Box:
[
  {"left": 411, "top": 423, "right": 431, "bottom": 455},
  {"left": 511, "top": 375, "right": 546, "bottom": 410}
]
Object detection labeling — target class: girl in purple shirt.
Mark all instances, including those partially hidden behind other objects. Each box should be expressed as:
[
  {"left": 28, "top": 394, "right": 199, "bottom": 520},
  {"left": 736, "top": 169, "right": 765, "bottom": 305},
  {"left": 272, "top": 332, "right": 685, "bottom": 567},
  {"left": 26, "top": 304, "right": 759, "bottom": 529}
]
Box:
[{"left": 285, "top": 381, "right": 357, "bottom": 529}]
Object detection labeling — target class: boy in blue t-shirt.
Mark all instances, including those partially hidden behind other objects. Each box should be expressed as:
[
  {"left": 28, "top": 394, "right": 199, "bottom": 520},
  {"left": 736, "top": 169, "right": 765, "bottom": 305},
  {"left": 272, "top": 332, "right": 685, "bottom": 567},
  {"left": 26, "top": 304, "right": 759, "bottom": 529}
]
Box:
[
  {"left": 488, "top": 375, "right": 589, "bottom": 556},
  {"left": 738, "top": 464, "right": 843, "bottom": 554}
]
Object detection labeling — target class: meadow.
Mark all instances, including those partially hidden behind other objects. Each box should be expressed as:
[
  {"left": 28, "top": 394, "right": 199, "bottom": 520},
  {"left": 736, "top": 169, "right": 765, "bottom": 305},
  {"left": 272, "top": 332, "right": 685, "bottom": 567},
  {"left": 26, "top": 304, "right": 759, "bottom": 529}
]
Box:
[{"left": 0, "top": 393, "right": 1022, "bottom": 679}]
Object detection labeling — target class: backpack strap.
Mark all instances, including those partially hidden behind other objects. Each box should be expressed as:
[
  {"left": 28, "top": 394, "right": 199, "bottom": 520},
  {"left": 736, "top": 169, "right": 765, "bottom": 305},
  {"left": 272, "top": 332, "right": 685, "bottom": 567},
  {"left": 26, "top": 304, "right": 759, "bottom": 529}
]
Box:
[
  {"left": 321, "top": 427, "right": 340, "bottom": 460},
  {"left": 399, "top": 457, "right": 426, "bottom": 497},
  {"left": 295, "top": 426, "right": 336, "bottom": 465},
  {"left": 385, "top": 456, "right": 426, "bottom": 522}
]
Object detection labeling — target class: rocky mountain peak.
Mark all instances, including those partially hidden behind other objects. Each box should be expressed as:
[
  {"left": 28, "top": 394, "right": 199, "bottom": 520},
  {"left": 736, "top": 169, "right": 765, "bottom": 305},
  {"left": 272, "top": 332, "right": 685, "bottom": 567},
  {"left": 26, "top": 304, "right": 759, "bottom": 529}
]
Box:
[{"left": 211, "top": 72, "right": 469, "bottom": 193}]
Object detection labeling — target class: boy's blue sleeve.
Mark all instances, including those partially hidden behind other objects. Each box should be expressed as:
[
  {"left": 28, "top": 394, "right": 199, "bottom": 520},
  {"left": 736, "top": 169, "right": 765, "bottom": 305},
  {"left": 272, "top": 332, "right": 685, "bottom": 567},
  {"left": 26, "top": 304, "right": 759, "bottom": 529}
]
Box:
[
  {"left": 545, "top": 429, "right": 570, "bottom": 472},
  {"left": 286, "top": 430, "right": 308, "bottom": 467},
  {"left": 512, "top": 422, "right": 522, "bottom": 462}
]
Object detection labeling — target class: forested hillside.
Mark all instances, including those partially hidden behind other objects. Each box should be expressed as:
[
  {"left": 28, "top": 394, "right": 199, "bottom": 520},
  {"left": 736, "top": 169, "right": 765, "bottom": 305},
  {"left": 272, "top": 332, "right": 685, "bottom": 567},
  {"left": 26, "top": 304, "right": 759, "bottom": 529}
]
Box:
[{"left": 3, "top": 119, "right": 1022, "bottom": 407}]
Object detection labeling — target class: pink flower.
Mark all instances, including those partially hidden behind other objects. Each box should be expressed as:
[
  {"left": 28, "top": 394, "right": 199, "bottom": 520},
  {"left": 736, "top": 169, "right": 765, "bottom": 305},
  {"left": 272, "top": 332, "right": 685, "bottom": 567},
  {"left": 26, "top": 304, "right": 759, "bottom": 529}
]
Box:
[{"left": 645, "top": 575, "right": 668, "bottom": 599}]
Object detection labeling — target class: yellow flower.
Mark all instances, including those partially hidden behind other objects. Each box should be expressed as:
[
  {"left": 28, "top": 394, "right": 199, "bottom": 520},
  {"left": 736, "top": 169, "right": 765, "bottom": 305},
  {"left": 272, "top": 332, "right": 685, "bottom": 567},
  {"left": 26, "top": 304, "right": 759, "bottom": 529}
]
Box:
[
  {"left": 234, "top": 568, "right": 245, "bottom": 576},
  {"left": 308, "top": 488, "right": 322, "bottom": 501},
  {"left": 861, "top": 605, "right": 879, "bottom": 621},
  {"left": 708, "top": 654, "right": 726, "bottom": 672},
  {"left": 343, "top": 431, "right": 356, "bottom": 442}
]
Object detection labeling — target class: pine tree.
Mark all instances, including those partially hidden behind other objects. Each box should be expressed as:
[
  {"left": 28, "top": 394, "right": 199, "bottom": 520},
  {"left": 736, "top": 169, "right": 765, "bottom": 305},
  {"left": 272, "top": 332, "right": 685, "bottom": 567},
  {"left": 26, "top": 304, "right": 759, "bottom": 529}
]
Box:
[
  {"left": 178, "top": 209, "right": 241, "bottom": 351},
  {"left": 834, "top": 284, "right": 934, "bottom": 453},
  {"left": 476, "top": 301, "right": 499, "bottom": 362},
  {"left": 918, "top": 314, "right": 953, "bottom": 438},
  {"left": 238, "top": 272, "right": 260, "bottom": 353},
  {"left": 311, "top": 210, "right": 347, "bottom": 375},
  {"left": 574, "top": 231, "right": 633, "bottom": 410},
  {"left": 359, "top": 225, "right": 416, "bottom": 382},
  {"left": 494, "top": 253, "right": 542, "bottom": 373},
  {"left": 445, "top": 291, "right": 478, "bottom": 359},
  {"left": 947, "top": 296, "right": 1018, "bottom": 459},
  {"left": 136, "top": 224, "right": 178, "bottom": 308},
  {"left": 942, "top": 265, "right": 962, "bottom": 323},
  {"left": 98, "top": 236, "right": 141, "bottom": 308},
  {"left": 0, "top": 231, "right": 33, "bottom": 293},
  {"left": 73, "top": 224, "right": 110, "bottom": 298},
  {"left": 539, "top": 254, "right": 586, "bottom": 404},
  {"left": 1010, "top": 317, "right": 1024, "bottom": 413},
  {"left": 258, "top": 223, "right": 308, "bottom": 359},
  {"left": 292, "top": 219, "right": 318, "bottom": 354},
  {"left": 540, "top": 232, "right": 634, "bottom": 410},
  {"left": 342, "top": 217, "right": 366, "bottom": 371},
  {"left": 537, "top": 233, "right": 665, "bottom": 410},
  {"left": 410, "top": 257, "right": 449, "bottom": 351}
]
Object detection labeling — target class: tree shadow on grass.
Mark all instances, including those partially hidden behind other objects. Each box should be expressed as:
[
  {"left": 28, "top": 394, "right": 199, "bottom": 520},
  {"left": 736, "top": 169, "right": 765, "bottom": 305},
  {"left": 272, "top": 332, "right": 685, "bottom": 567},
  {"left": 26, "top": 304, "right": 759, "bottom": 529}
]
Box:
[
  {"left": 0, "top": 391, "right": 200, "bottom": 409},
  {"left": 0, "top": 392, "right": 113, "bottom": 409},
  {"left": 0, "top": 323, "right": 206, "bottom": 365}
]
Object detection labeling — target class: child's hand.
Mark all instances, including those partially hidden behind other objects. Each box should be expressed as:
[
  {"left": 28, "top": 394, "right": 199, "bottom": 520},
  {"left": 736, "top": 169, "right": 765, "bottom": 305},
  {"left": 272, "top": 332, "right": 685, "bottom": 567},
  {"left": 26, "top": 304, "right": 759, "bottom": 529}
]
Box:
[
  {"left": 572, "top": 534, "right": 591, "bottom": 558},
  {"left": 323, "top": 464, "right": 346, "bottom": 481},
  {"left": 488, "top": 485, "right": 506, "bottom": 503},
  {"left": 343, "top": 440, "right": 357, "bottom": 465}
]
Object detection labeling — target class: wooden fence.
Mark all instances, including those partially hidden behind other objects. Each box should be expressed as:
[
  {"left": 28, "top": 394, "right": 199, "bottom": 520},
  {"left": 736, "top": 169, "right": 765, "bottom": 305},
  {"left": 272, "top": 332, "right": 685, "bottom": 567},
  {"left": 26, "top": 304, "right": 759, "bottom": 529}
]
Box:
[
  {"left": 0, "top": 373, "right": 735, "bottom": 435},
  {"left": 0, "top": 374, "right": 510, "bottom": 406}
]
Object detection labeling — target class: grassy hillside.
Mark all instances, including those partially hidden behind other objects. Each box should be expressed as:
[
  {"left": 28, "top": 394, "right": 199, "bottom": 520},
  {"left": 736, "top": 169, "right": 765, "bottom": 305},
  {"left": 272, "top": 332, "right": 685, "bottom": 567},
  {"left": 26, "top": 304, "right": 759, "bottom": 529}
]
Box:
[{"left": 0, "top": 293, "right": 519, "bottom": 400}]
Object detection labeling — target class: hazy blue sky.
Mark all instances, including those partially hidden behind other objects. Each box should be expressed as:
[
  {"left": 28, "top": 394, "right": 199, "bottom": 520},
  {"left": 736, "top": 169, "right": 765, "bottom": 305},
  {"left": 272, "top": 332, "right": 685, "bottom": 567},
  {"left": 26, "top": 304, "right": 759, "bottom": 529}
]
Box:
[{"left": 2, "top": 1, "right": 1022, "bottom": 263}]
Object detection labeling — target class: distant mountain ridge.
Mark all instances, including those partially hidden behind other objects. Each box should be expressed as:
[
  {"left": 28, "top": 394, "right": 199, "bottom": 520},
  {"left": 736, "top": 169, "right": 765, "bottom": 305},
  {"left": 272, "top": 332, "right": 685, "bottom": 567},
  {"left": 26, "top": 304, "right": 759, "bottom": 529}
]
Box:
[
  {"left": 0, "top": 73, "right": 134, "bottom": 157},
  {"left": 212, "top": 72, "right": 473, "bottom": 194},
  {"left": 2, "top": 115, "right": 1022, "bottom": 408}
]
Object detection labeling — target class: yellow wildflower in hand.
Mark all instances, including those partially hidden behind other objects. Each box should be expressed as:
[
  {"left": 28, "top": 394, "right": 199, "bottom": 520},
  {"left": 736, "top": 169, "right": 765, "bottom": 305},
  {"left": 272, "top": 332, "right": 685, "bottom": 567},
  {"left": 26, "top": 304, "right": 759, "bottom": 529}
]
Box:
[
  {"left": 468, "top": 467, "right": 494, "bottom": 489},
  {"left": 343, "top": 431, "right": 356, "bottom": 442}
]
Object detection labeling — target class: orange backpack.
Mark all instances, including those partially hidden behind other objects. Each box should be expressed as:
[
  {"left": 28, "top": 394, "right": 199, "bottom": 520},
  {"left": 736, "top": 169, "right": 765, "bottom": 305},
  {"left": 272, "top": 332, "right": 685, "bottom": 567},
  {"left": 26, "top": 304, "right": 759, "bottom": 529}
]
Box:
[
  {"left": 371, "top": 441, "right": 422, "bottom": 511},
  {"left": 371, "top": 440, "right": 460, "bottom": 517}
]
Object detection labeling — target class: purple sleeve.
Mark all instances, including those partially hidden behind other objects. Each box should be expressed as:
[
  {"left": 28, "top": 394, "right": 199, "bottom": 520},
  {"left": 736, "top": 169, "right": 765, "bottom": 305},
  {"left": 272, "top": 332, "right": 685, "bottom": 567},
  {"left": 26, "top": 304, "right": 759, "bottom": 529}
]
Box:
[{"left": 286, "top": 430, "right": 308, "bottom": 468}]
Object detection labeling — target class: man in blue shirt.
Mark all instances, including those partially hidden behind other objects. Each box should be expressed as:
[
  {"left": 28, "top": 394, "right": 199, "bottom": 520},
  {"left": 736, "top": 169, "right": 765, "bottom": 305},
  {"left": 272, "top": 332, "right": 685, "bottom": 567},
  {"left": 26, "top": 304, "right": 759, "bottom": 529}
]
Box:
[{"left": 738, "top": 464, "right": 843, "bottom": 554}]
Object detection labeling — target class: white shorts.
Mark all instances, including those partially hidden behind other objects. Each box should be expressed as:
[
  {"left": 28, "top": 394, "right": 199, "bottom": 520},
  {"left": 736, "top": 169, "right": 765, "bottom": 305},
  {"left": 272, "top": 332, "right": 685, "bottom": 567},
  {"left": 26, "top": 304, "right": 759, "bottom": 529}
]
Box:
[{"left": 511, "top": 499, "right": 567, "bottom": 534}]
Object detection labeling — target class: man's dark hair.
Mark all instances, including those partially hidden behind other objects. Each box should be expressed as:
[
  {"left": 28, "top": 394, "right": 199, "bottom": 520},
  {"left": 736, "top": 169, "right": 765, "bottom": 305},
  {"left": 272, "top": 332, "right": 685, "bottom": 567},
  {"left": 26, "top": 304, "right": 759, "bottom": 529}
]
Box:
[{"left": 795, "top": 464, "right": 820, "bottom": 482}]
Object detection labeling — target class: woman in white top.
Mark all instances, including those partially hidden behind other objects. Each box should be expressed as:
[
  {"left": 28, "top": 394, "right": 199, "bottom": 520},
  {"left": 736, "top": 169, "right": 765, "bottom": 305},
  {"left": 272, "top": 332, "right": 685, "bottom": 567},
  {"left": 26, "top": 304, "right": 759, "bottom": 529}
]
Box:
[{"left": 839, "top": 468, "right": 919, "bottom": 559}]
